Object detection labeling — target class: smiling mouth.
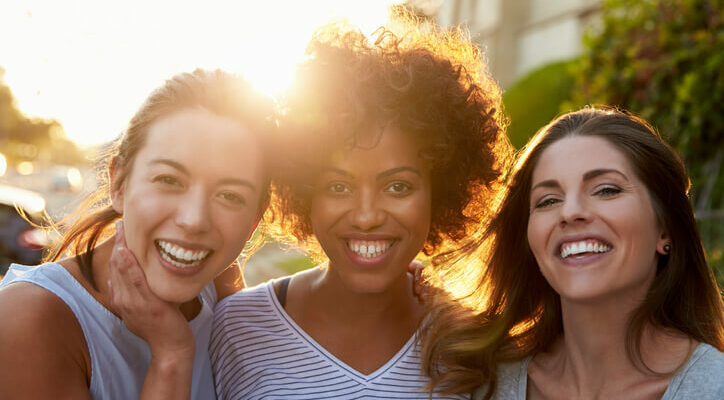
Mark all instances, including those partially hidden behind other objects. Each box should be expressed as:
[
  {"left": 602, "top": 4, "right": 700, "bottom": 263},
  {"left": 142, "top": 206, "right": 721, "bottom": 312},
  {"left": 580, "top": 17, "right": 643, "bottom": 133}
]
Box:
[
  {"left": 560, "top": 239, "right": 612, "bottom": 259},
  {"left": 346, "top": 239, "right": 395, "bottom": 258},
  {"left": 155, "top": 240, "right": 212, "bottom": 268}
]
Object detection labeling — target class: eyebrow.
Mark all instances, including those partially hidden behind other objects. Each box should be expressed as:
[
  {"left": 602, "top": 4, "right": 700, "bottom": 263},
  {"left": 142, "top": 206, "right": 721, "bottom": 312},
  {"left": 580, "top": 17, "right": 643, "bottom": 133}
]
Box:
[
  {"left": 321, "top": 166, "right": 422, "bottom": 180},
  {"left": 151, "top": 159, "right": 189, "bottom": 175},
  {"left": 376, "top": 166, "right": 422, "bottom": 180},
  {"left": 531, "top": 168, "right": 629, "bottom": 191},
  {"left": 582, "top": 168, "right": 629, "bottom": 182},
  {"left": 150, "top": 158, "right": 257, "bottom": 191}
]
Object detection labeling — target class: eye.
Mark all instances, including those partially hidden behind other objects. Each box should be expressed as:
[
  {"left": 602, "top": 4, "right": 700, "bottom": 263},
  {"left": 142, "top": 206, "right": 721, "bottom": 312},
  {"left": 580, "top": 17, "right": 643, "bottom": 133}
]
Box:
[
  {"left": 385, "top": 182, "right": 411, "bottom": 194},
  {"left": 534, "top": 196, "right": 560, "bottom": 209},
  {"left": 594, "top": 185, "right": 622, "bottom": 197},
  {"left": 219, "top": 191, "right": 246, "bottom": 205},
  {"left": 153, "top": 175, "right": 181, "bottom": 187},
  {"left": 327, "top": 182, "right": 351, "bottom": 194}
]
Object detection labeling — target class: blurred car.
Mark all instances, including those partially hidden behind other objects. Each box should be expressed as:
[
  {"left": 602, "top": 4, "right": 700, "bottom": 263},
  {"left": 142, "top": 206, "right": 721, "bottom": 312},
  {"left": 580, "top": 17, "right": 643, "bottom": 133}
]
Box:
[
  {"left": 50, "top": 166, "right": 84, "bottom": 192},
  {"left": 0, "top": 184, "right": 51, "bottom": 275}
]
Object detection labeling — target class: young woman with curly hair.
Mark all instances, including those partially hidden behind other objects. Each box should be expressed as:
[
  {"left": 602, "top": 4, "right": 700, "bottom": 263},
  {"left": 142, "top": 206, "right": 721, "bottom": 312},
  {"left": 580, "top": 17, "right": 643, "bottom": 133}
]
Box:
[
  {"left": 421, "top": 107, "right": 724, "bottom": 399},
  {"left": 0, "top": 69, "right": 274, "bottom": 399},
  {"left": 210, "top": 17, "right": 512, "bottom": 400}
]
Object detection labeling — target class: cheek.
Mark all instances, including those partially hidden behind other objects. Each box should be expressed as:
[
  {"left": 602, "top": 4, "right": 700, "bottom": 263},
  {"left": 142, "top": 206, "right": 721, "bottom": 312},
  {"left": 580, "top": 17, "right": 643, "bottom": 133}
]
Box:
[
  {"left": 310, "top": 196, "right": 346, "bottom": 229},
  {"left": 220, "top": 212, "right": 258, "bottom": 248},
  {"left": 527, "top": 213, "right": 549, "bottom": 258}
]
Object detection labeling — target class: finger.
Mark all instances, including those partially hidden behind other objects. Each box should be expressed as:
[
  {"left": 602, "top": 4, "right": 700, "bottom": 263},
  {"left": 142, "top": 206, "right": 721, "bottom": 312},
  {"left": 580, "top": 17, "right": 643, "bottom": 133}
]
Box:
[
  {"left": 413, "top": 271, "right": 424, "bottom": 297},
  {"left": 407, "top": 259, "right": 424, "bottom": 274},
  {"left": 108, "top": 250, "right": 127, "bottom": 312},
  {"left": 119, "top": 248, "right": 150, "bottom": 293},
  {"left": 113, "top": 219, "right": 129, "bottom": 254},
  {"left": 109, "top": 247, "right": 144, "bottom": 303}
]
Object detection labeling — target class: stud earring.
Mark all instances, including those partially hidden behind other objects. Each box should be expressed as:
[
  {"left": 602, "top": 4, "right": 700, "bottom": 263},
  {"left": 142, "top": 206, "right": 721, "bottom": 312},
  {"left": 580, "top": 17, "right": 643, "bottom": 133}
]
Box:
[{"left": 663, "top": 244, "right": 671, "bottom": 254}]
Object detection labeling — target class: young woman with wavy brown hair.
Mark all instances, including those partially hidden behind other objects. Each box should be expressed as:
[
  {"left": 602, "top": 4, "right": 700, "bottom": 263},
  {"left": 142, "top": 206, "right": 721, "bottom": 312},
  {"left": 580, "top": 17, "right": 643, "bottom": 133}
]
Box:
[{"left": 421, "top": 107, "right": 724, "bottom": 399}]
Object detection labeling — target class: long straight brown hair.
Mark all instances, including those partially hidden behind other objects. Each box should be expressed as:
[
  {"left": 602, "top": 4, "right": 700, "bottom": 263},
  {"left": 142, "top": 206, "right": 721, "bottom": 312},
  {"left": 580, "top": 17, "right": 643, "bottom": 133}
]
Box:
[{"left": 421, "top": 107, "right": 724, "bottom": 397}]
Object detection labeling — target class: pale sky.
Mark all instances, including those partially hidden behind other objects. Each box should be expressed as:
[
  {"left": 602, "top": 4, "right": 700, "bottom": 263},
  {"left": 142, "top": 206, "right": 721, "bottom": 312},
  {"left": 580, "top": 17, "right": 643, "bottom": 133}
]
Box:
[{"left": 0, "top": 0, "right": 405, "bottom": 148}]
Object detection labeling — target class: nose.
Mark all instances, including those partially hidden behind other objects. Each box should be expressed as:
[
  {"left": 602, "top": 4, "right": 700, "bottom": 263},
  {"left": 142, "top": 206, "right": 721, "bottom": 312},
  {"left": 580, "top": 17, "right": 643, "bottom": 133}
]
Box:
[
  {"left": 175, "top": 187, "right": 212, "bottom": 234},
  {"left": 348, "top": 188, "right": 386, "bottom": 231},
  {"left": 559, "top": 193, "right": 592, "bottom": 227}
]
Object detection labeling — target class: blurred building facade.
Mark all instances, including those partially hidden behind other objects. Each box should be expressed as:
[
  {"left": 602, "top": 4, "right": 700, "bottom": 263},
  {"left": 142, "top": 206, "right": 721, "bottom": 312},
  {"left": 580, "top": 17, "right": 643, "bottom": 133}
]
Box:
[{"left": 434, "top": 0, "right": 600, "bottom": 87}]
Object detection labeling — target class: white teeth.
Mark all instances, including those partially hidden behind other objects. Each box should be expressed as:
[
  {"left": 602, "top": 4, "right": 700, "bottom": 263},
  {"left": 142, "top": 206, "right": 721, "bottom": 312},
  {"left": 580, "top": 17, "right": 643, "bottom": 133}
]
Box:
[
  {"left": 347, "top": 239, "right": 393, "bottom": 258},
  {"left": 156, "top": 240, "right": 210, "bottom": 266},
  {"left": 560, "top": 240, "right": 611, "bottom": 259}
]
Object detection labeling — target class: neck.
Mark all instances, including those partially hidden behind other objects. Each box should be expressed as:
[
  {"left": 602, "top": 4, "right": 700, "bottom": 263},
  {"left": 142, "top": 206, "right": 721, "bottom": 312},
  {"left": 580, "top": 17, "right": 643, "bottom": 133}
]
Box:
[
  {"left": 549, "top": 281, "right": 691, "bottom": 395},
  {"left": 310, "top": 263, "right": 423, "bottom": 326},
  {"left": 558, "top": 296, "right": 636, "bottom": 381}
]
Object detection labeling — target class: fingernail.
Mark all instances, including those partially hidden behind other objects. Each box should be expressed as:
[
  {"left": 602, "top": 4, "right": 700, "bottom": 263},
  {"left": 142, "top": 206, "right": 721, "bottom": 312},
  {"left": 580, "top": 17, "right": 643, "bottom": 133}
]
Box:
[{"left": 107, "top": 280, "right": 111, "bottom": 288}]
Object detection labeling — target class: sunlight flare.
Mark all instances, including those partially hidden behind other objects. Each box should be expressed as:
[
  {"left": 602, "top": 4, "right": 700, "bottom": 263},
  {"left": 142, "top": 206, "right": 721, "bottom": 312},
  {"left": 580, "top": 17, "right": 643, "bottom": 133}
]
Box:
[{"left": 0, "top": 0, "right": 407, "bottom": 148}]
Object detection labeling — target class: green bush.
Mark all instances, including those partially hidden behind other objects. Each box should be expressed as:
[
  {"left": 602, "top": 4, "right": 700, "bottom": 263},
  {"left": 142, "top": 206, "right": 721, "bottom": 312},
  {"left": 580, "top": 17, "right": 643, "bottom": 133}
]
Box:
[
  {"left": 502, "top": 60, "right": 576, "bottom": 148},
  {"left": 572, "top": 0, "right": 724, "bottom": 210}
]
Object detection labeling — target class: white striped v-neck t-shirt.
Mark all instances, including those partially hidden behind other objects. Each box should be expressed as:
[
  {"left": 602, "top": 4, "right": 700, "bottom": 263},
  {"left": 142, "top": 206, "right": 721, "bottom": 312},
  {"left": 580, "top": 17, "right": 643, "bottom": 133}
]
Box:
[{"left": 210, "top": 281, "right": 465, "bottom": 400}]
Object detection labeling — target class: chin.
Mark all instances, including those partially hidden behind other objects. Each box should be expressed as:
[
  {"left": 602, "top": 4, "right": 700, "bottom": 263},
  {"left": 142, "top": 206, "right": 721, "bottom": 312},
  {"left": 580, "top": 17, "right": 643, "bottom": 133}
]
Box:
[
  {"left": 148, "top": 281, "right": 202, "bottom": 305},
  {"left": 342, "top": 273, "right": 398, "bottom": 295}
]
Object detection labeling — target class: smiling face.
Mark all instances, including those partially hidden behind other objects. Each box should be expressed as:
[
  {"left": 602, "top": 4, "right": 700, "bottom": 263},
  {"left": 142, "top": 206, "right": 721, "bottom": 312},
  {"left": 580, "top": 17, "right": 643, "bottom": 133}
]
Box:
[
  {"left": 526, "top": 135, "right": 668, "bottom": 303},
  {"left": 310, "top": 126, "right": 432, "bottom": 294},
  {"left": 111, "top": 108, "right": 265, "bottom": 304}
]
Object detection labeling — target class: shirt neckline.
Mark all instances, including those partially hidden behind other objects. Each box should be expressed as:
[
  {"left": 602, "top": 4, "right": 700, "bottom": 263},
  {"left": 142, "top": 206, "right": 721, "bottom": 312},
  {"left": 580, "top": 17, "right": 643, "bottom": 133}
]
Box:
[{"left": 262, "top": 280, "right": 419, "bottom": 383}]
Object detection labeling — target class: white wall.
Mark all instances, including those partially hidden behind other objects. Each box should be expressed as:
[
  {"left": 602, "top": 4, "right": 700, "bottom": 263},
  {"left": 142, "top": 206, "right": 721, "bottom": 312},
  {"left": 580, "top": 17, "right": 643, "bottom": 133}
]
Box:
[
  {"left": 434, "top": 0, "right": 599, "bottom": 87},
  {"left": 516, "top": 16, "right": 582, "bottom": 77}
]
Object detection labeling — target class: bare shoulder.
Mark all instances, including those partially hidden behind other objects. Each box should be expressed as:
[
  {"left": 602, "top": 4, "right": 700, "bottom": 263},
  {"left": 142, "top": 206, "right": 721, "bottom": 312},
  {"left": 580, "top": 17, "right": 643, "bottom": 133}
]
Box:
[
  {"left": 0, "top": 282, "right": 92, "bottom": 398},
  {"left": 214, "top": 264, "right": 246, "bottom": 301},
  {"left": 275, "top": 265, "right": 322, "bottom": 298}
]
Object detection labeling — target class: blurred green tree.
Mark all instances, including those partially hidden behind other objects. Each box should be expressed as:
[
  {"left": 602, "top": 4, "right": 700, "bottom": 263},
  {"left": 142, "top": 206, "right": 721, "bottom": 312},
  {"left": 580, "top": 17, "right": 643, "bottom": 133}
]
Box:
[
  {"left": 503, "top": 60, "right": 576, "bottom": 149},
  {"left": 0, "top": 67, "right": 85, "bottom": 165},
  {"left": 572, "top": 0, "right": 724, "bottom": 212}
]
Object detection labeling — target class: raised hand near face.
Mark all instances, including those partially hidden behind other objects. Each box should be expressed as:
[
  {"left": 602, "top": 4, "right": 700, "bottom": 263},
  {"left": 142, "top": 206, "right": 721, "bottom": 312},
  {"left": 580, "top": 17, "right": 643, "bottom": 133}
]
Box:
[{"left": 108, "top": 220, "right": 195, "bottom": 360}]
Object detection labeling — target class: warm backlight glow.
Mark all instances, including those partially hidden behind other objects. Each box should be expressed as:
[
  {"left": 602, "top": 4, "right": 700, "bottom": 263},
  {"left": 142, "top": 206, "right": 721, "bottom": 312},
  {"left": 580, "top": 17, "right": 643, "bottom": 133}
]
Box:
[
  {"left": 0, "top": 153, "right": 7, "bottom": 177},
  {"left": 0, "top": 0, "right": 406, "bottom": 148},
  {"left": 17, "top": 161, "right": 34, "bottom": 176}
]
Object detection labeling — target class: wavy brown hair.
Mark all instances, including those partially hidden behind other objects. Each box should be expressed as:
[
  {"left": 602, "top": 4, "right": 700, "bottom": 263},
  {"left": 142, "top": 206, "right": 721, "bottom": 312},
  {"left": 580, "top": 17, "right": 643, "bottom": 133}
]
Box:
[
  {"left": 45, "top": 69, "right": 275, "bottom": 289},
  {"left": 268, "top": 16, "right": 513, "bottom": 257},
  {"left": 420, "top": 107, "right": 724, "bottom": 398}
]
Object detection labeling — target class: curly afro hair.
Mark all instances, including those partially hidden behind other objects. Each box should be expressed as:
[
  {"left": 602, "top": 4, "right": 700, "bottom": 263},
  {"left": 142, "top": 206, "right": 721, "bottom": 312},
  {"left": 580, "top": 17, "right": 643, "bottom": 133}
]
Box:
[{"left": 269, "top": 16, "right": 513, "bottom": 257}]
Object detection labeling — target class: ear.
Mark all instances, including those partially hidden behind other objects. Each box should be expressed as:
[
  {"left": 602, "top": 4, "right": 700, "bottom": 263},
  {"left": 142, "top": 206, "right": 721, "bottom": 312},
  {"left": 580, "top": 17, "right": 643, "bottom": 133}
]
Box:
[
  {"left": 656, "top": 231, "right": 671, "bottom": 255},
  {"left": 109, "top": 157, "right": 124, "bottom": 215}
]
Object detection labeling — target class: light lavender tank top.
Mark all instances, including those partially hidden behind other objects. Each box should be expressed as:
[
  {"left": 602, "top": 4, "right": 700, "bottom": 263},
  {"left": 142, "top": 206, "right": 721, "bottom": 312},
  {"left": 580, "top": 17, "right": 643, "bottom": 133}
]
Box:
[{"left": 0, "top": 262, "right": 217, "bottom": 399}]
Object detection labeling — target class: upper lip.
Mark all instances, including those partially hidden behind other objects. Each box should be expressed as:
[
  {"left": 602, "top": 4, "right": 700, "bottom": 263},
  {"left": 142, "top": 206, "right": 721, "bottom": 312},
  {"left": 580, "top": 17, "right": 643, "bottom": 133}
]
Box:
[
  {"left": 156, "top": 238, "right": 213, "bottom": 251},
  {"left": 554, "top": 233, "right": 612, "bottom": 254}
]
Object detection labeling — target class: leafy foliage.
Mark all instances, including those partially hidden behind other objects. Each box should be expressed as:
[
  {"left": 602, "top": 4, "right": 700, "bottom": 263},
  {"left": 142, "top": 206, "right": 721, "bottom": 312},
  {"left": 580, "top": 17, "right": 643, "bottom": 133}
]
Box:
[
  {"left": 503, "top": 60, "right": 576, "bottom": 148},
  {"left": 572, "top": 0, "right": 724, "bottom": 210}
]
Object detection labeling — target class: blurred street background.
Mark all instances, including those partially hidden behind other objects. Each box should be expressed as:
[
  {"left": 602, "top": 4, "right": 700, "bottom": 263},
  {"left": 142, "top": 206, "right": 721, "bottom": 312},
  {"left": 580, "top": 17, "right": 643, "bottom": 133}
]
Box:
[{"left": 1, "top": 0, "right": 722, "bottom": 286}]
